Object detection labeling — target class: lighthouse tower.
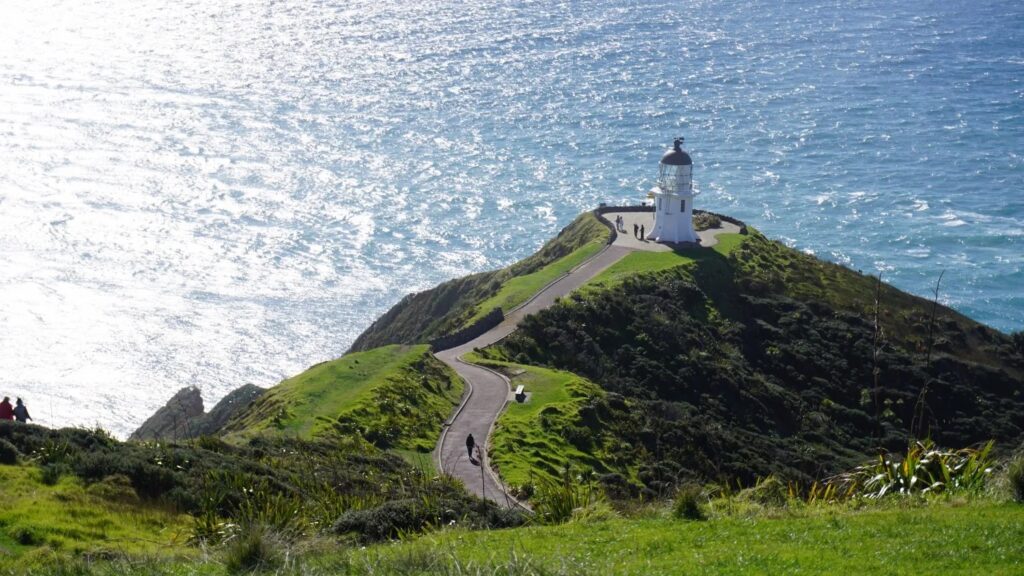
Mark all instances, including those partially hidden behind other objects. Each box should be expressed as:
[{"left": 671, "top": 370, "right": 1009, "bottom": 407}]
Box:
[{"left": 648, "top": 138, "right": 699, "bottom": 244}]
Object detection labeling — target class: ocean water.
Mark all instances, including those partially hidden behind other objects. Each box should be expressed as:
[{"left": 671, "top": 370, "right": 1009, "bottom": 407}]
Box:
[{"left": 1, "top": 0, "right": 1021, "bottom": 436}]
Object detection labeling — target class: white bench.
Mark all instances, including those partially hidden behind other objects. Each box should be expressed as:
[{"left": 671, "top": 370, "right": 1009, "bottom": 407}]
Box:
[{"left": 514, "top": 385, "right": 526, "bottom": 403}]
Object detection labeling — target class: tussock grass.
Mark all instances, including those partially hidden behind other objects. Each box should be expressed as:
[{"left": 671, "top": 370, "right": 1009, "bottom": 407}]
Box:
[{"left": 1008, "top": 457, "right": 1024, "bottom": 503}]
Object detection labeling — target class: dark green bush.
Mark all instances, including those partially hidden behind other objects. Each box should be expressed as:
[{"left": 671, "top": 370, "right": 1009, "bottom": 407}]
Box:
[
  {"left": 333, "top": 496, "right": 524, "bottom": 542},
  {"left": 334, "top": 498, "right": 428, "bottom": 541},
  {"left": 673, "top": 484, "right": 706, "bottom": 520},
  {"left": 0, "top": 438, "right": 19, "bottom": 464},
  {"left": 40, "top": 462, "right": 72, "bottom": 486},
  {"left": 693, "top": 212, "right": 722, "bottom": 231}
]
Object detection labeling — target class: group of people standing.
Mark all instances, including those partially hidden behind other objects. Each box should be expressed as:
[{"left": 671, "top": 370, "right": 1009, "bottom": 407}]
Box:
[
  {"left": 0, "top": 396, "right": 31, "bottom": 423},
  {"left": 612, "top": 215, "right": 646, "bottom": 240}
]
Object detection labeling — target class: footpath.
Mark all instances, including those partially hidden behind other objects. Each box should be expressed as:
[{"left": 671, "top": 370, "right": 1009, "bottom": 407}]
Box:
[{"left": 433, "top": 211, "right": 737, "bottom": 506}]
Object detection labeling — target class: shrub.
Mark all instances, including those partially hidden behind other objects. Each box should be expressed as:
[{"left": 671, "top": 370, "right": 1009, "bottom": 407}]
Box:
[
  {"left": 333, "top": 498, "right": 434, "bottom": 541},
  {"left": 673, "top": 484, "right": 706, "bottom": 520},
  {"left": 0, "top": 438, "right": 19, "bottom": 464},
  {"left": 40, "top": 462, "right": 72, "bottom": 486},
  {"left": 533, "top": 473, "right": 600, "bottom": 525},
  {"left": 333, "top": 495, "right": 524, "bottom": 542},
  {"left": 693, "top": 212, "right": 722, "bottom": 231},
  {"left": 1009, "top": 458, "right": 1024, "bottom": 503},
  {"left": 738, "top": 476, "right": 788, "bottom": 507},
  {"left": 223, "top": 524, "right": 285, "bottom": 574},
  {"left": 86, "top": 474, "right": 139, "bottom": 504},
  {"left": 827, "top": 440, "right": 995, "bottom": 499}
]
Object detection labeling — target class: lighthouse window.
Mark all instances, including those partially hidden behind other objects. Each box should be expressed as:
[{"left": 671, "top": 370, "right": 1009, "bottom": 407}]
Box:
[
  {"left": 657, "top": 198, "right": 662, "bottom": 211},
  {"left": 681, "top": 199, "right": 686, "bottom": 212}
]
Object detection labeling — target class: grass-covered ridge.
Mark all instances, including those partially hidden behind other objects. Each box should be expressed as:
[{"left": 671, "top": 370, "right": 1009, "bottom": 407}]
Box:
[
  {"left": 349, "top": 212, "right": 610, "bottom": 351},
  {"left": 496, "top": 227, "right": 1024, "bottom": 493},
  {"left": 223, "top": 344, "right": 462, "bottom": 452}
]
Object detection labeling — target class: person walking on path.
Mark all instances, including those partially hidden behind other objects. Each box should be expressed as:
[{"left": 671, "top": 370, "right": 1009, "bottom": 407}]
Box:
[
  {"left": 0, "top": 397, "right": 13, "bottom": 421},
  {"left": 640, "top": 224, "right": 645, "bottom": 240},
  {"left": 13, "top": 398, "right": 30, "bottom": 423},
  {"left": 633, "top": 223, "right": 638, "bottom": 238},
  {"left": 466, "top": 433, "right": 475, "bottom": 459}
]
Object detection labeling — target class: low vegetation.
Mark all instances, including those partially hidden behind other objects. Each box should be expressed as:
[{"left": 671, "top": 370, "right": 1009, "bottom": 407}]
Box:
[
  {"left": 0, "top": 464, "right": 192, "bottom": 561},
  {"left": 0, "top": 422, "right": 520, "bottom": 570},
  {"left": 8, "top": 456, "right": 1022, "bottom": 575}
]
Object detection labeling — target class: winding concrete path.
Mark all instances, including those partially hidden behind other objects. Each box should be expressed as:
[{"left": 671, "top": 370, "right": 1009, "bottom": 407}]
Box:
[{"left": 433, "top": 211, "right": 738, "bottom": 506}]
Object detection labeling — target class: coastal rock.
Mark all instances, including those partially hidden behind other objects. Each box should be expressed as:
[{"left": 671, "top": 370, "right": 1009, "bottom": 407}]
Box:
[
  {"left": 131, "top": 384, "right": 265, "bottom": 441},
  {"left": 130, "top": 387, "right": 204, "bottom": 441}
]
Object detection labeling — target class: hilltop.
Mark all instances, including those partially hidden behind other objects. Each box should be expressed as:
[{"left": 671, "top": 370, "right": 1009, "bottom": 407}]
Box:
[{"left": 352, "top": 210, "right": 1024, "bottom": 492}]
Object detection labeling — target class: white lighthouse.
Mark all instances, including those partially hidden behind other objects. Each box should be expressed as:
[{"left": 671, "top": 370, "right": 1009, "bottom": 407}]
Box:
[{"left": 648, "top": 137, "right": 699, "bottom": 244}]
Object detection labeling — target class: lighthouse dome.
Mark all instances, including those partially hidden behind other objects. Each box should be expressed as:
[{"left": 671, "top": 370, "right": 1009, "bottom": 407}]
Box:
[{"left": 660, "top": 138, "right": 692, "bottom": 166}]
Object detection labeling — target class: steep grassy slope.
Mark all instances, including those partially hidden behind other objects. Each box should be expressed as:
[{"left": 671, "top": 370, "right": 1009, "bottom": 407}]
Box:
[
  {"left": 223, "top": 345, "right": 462, "bottom": 452},
  {"left": 491, "top": 229, "right": 1024, "bottom": 492},
  {"left": 349, "top": 212, "right": 610, "bottom": 351}
]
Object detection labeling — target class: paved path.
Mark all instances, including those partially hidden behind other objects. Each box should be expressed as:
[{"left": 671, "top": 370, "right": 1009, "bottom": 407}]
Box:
[
  {"left": 433, "top": 211, "right": 739, "bottom": 506},
  {"left": 433, "top": 244, "right": 631, "bottom": 505}
]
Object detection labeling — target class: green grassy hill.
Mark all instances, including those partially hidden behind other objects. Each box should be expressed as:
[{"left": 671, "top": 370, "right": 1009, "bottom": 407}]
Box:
[
  {"left": 488, "top": 227, "right": 1024, "bottom": 494},
  {"left": 223, "top": 344, "right": 462, "bottom": 453}
]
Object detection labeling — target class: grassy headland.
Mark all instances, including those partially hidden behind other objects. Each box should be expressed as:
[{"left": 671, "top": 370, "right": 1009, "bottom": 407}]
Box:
[{"left": 3, "top": 211, "right": 1023, "bottom": 574}]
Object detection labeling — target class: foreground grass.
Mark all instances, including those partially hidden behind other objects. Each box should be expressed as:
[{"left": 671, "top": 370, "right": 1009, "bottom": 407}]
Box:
[
  {"left": 0, "top": 465, "right": 192, "bottom": 563},
  {"left": 343, "top": 501, "right": 1024, "bottom": 575},
  {"left": 26, "top": 500, "right": 1020, "bottom": 575}
]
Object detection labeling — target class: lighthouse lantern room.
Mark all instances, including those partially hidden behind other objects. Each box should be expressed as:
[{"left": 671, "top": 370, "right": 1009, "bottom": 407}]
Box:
[{"left": 648, "top": 137, "right": 699, "bottom": 244}]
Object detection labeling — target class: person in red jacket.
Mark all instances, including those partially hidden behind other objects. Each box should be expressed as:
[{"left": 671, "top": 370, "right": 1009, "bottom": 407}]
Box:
[{"left": 0, "top": 397, "right": 13, "bottom": 421}]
